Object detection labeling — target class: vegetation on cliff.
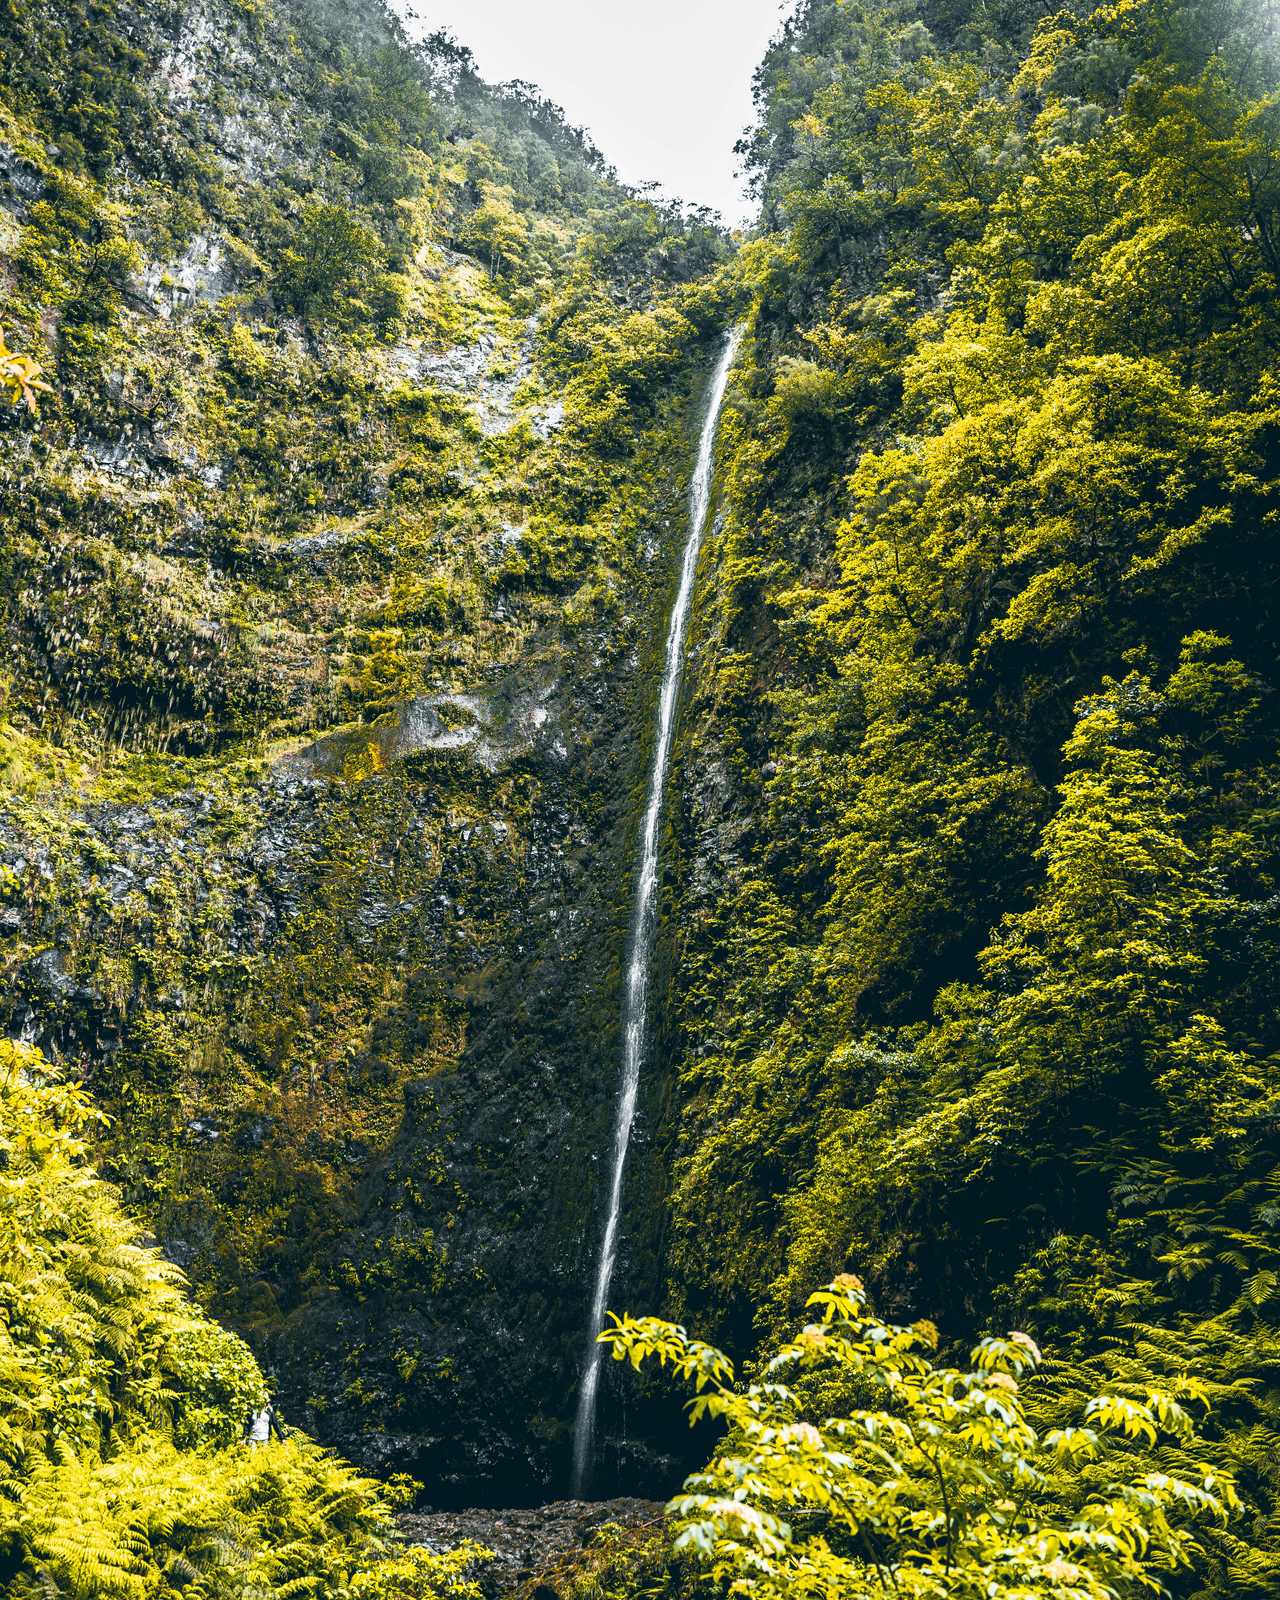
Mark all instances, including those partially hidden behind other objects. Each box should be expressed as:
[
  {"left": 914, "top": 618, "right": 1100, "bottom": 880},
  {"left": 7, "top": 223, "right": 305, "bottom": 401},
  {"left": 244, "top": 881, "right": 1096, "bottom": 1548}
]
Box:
[
  {"left": 0, "top": 1037, "right": 492, "bottom": 1596},
  {"left": 656, "top": 0, "right": 1280, "bottom": 1592},
  {"left": 4, "top": 0, "right": 1280, "bottom": 1592},
  {"left": 0, "top": 0, "right": 727, "bottom": 1497}
]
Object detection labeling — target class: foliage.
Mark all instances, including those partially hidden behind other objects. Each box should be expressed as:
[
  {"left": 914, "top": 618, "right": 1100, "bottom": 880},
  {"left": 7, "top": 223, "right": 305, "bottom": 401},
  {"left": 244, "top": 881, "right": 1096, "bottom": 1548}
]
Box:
[
  {"left": 608, "top": 1276, "right": 1238, "bottom": 1600},
  {"left": 0, "top": 1037, "right": 491, "bottom": 1598},
  {"left": 661, "top": 0, "right": 1280, "bottom": 1592},
  {"left": 460, "top": 182, "right": 529, "bottom": 278},
  {"left": 516, "top": 1518, "right": 679, "bottom": 1600},
  {"left": 0, "top": 0, "right": 729, "bottom": 1502},
  {"left": 8, "top": 0, "right": 1280, "bottom": 1576},
  {"left": 274, "top": 203, "right": 402, "bottom": 333},
  {"left": 0, "top": 325, "right": 49, "bottom": 411}
]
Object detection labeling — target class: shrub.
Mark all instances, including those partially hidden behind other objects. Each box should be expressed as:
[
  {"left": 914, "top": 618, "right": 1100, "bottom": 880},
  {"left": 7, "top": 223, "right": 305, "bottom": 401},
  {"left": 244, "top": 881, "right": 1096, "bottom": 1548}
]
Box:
[{"left": 606, "top": 1275, "right": 1238, "bottom": 1600}]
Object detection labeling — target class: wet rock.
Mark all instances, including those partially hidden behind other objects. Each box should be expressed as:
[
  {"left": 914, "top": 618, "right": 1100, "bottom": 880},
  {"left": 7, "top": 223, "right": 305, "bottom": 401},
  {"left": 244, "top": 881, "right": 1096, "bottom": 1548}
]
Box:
[
  {"left": 78, "top": 433, "right": 162, "bottom": 481},
  {"left": 399, "top": 1499, "right": 663, "bottom": 1599},
  {"left": 279, "top": 527, "right": 355, "bottom": 570},
  {"left": 0, "top": 143, "right": 42, "bottom": 209},
  {"left": 238, "top": 1116, "right": 274, "bottom": 1150},
  {"left": 106, "top": 866, "right": 138, "bottom": 903},
  {"left": 141, "top": 232, "right": 231, "bottom": 316},
  {"left": 389, "top": 322, "right": 538, "bottom": 436},
  {"left": 272, "top": 679, "right": 563, "bottom": 781},
  {"left": 532, "top": 399, "right": 565, "bottom": 440},
  {"left": 165, "top": 1237, "right": 197, "bottom": 1269},
  {"left": 26, "top": 948, "right": 79, "bottom": 1002}
]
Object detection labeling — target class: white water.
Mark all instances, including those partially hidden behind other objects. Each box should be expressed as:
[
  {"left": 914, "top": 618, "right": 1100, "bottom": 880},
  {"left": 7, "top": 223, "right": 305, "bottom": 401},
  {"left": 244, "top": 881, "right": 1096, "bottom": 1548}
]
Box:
[{"left": 571, "top": 327, "right": 742, "bottom": 1496}]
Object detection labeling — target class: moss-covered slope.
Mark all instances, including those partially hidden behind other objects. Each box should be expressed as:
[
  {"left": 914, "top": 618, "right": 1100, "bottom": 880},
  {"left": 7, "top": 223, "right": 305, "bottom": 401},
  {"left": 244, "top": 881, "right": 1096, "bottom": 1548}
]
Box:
[
  {"left": 653, "top": 1, "right": 1280, "bottom": 1590},
  {"left": 0, "top": 0, "right": 729, "bottom": 1500}
]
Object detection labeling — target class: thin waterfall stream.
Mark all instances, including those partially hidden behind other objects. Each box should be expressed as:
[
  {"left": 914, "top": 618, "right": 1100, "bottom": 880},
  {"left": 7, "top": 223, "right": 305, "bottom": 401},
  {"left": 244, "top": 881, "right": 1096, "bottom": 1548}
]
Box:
[{"left": 571, "top": 327, "right": 743, "bottom": 1496}]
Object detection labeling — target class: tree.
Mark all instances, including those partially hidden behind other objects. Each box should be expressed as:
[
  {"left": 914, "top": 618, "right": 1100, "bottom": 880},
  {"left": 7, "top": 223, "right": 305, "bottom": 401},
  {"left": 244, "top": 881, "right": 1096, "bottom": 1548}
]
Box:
[
  {"left": 275, "top": 202, "right": 396, "bottom": 330},
  {"left": 606, "top": 1275, "right": 1238, "bottom": 1600},
  {"left": 460, "top": 182, "right": 528, "bottom": 277}
]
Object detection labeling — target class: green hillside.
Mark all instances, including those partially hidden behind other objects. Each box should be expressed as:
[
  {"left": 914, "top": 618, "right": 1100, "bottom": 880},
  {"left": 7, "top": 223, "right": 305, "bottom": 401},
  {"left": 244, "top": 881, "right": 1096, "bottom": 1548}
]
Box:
[
  {"left": 660, "top": 0, "right": 1280, "bottom": 1591},
  {"left": 3, "top": 0, "right": 1279, "bottom": 1595}
]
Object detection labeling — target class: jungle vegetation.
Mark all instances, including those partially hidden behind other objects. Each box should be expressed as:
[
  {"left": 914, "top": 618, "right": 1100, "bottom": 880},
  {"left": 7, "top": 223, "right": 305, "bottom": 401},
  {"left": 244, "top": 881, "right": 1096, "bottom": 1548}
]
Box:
[
  {"left": 0, "top": 1037, "right": 492, "bottom": 1597},
  {"left": 1, "top": 0, "right": 1279, "bottom": 1593},
  {"left": 0, "top": 0, "right": 731, "bottom": 1500},
  {"left": 652, "top": 0, "right": 1280, "bottom": 1593}
]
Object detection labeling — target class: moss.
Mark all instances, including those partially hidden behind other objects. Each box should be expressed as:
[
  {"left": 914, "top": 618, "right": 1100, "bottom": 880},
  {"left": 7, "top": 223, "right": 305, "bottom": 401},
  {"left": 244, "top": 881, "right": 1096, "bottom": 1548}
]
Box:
[
  {"left": 517, "top": 1519, "right": 685, "bottom": 1600},
  {"left": 0, "top": 0, "right": 737, "bottom": 1500}
]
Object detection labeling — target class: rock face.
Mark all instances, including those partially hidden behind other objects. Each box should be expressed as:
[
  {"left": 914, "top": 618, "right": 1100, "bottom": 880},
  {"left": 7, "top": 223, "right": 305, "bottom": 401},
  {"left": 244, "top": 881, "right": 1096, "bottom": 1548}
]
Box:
[
  {"left": 265, "top": 636, "right": 678, "bottom": 1500},
  {"left": 141, "top": 233, "right": 231, "bottom": 316},
  {"left": 0, "top": 0, "right": 728, "bottom": 1505},
  {"left": 1, "top": 513, "right": 697, "bottom": 1499}
]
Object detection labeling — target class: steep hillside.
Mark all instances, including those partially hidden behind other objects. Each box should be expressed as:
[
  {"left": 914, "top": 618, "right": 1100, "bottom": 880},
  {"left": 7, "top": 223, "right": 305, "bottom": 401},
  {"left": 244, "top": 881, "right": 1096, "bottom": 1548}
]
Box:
[
  {"left": 0, "top": 0, "right": 728, "bottom": 1500},
  {"left": 656, "top": 0, "right": 1280, "bottom": 1591},
  {"left": 6, "top": 0, "right": 1280, "bottom": 1592}
]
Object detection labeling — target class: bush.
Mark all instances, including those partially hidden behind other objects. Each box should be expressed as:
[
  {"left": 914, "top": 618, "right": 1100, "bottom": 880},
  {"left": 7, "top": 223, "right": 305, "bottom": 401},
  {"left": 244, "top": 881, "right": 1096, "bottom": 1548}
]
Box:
[
  {"left": 275, "top": 202, "right": 399, "bottom": 333},
  {"left": 0, "top": 1041, "right": 491, "bottom": 1599},
  {"left": 606, "top": 1275, "right": 1238, "bottom": 1600}
]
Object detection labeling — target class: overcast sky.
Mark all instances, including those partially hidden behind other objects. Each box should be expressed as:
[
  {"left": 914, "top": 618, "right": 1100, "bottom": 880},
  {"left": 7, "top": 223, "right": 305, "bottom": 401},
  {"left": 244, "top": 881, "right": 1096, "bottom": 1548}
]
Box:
[{"left": 391, "top": 0, "right": 790, "bottom": 226}]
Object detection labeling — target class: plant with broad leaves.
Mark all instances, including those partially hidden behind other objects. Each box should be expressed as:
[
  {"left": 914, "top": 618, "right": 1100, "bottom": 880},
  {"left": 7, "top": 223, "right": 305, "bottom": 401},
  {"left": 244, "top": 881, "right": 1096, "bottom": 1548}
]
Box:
[
  {"left": 603, "top": 1275, "right": 1237, "bottom": 1599},
  {"left": 0, "top": 326, "right": 50, "bottom": 412}
]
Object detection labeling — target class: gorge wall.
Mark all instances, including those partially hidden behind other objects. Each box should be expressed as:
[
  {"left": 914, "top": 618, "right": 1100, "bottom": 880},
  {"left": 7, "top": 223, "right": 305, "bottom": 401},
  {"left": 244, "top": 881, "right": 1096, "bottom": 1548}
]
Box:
[
  {"left": 4, "top": 1, "right": 1280, "bottom": 1592},
  {"left": 0, "top": 0, "right": 728, "bottom": 1502}
]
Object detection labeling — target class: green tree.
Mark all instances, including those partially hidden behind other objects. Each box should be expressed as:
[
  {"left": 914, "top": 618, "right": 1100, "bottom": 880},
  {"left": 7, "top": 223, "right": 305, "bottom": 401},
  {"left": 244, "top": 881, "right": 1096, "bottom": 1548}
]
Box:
[
  {"left": 460, "top": 181, "right": 528, "bottom": 277},
  {"left": 607, "top": 1276, "right": 1238, "bottom": 1600},
  {"left": 276, "top": 201, "right": 400, "bottom": 331}
]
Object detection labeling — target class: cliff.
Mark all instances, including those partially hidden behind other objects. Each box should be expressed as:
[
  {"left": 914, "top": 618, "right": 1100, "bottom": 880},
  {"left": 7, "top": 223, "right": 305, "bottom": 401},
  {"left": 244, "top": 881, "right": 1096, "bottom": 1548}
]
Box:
[{"left": 0, "top": 0, "right": 727, "bottom": 1500}]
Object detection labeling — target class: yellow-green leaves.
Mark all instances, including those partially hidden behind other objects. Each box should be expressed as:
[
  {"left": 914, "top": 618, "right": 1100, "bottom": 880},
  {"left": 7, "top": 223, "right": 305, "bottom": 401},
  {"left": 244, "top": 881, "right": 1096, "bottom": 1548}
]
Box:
[
  {"left": 607, "top": 1279, "right": 1236, "bottom": 1600},
  {"left": 600, "top": 1312, "right": 735, "bottom": 1392},
  {"left": 0, "top": 325, "right": 50, "bottom": 412},
  {"left": 460, "top": 183, "right": 529, "bottom": 279},
  {"left": 0, "top": 1041, "right": 488, "bottom": 1599}
]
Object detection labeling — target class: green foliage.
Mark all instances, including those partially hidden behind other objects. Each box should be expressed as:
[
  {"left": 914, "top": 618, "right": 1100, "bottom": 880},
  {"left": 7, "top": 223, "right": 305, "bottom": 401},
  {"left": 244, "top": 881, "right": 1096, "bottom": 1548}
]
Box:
[
  {"left": 274, "top": 203, "right": 402, "bottom": 334},
  {"left": 11, "top": 1436, "right": 490, "bottom": 1600},
  {"left": 0, "top": 0, "right": 184, "bottom": 181},
  {"left": 460, "top": 182, "right": 529, "bottom": 278},
  {"left": 662, "top": 0, "right": 1280, "bottom": 1592},
  {"left": 162, "top": 1317, "right": 271, "bottom": 1450},
  {"left": 0, "top": 1037, "right": 491, "bottom": 1598},
  {"left": 349, "top": 1539, "right": 491, "bottom": 1599},
  {"left": 608, "top": 1276, "right": 1238, "bottom": 1600},
  {"left": 0, "top": 1038, "right": 239, "bottom": 1464},
  {"left": 0, "top": 325, "right": 50, "bottom": 411},
  {"left": 11, "top": 0, "right": 1280, "bottom": 1570},
  {"left": 0, "top": 0, "right": 730, "bottom": 1500},
  {"left": 517, "top": 1519, "right": 678, "bottom": 1600}
]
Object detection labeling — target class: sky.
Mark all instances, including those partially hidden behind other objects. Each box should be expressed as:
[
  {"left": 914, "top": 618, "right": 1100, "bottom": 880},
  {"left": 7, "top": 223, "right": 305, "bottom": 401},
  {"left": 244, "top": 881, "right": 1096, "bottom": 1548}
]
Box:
[{"left": 390, "top": 0, "right": 790, "bottom": 226}]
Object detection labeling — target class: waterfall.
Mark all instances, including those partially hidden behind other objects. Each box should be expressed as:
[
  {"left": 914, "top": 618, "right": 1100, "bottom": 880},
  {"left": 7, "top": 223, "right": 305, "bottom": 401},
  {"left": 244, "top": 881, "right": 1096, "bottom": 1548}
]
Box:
[{"left": 571, "top": 327, "right": 743, "bottom": 1497}]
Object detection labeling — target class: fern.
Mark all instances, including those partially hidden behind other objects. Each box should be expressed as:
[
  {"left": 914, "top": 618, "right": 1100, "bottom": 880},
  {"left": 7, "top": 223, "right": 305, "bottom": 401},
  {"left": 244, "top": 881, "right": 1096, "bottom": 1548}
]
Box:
[{"left": 0, "top": 1042, "right": 490, "bottom": 1599}]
